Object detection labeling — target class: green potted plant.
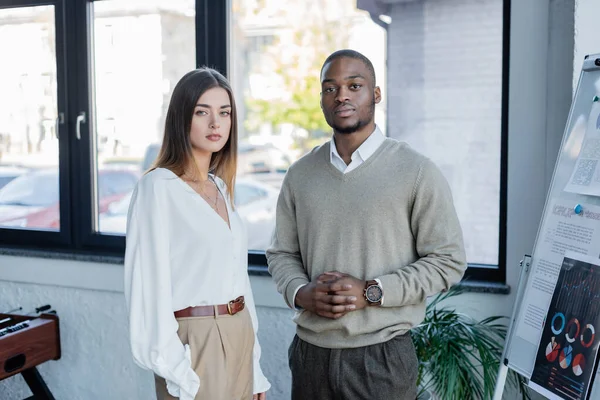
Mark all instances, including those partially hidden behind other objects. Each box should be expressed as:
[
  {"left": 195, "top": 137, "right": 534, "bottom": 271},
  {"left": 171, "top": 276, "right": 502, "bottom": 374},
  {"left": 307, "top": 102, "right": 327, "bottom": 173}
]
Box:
[{"left": 411, "top": 285, "right": 530, "bottom": 399}]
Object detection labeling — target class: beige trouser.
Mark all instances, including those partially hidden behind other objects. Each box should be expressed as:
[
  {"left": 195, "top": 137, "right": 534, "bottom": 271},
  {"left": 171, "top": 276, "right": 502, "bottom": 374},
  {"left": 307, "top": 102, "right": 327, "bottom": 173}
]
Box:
[{"left": 155, "top": 307, "right": 255, "bottom": 400}]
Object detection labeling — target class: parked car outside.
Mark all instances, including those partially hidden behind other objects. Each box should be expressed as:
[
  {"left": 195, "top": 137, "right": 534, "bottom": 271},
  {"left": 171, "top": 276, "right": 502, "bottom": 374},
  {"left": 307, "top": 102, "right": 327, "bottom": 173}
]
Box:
[
  {"left": 0, "top": 165, "right": 29, "bottom": 190},
  {"left": 99, "top": 177, "right": 278, "bottom": 250},
  {"left": 237, "top": 142, "right": 291, "bottom": 175},
  {"left": 0, "top": 132, "right": 10, "bottom": 161},
  {"left": 141, "top": 142, "right": 291, "bottom": 176},
  {"left": 0, "top": 167, "right": 139, "bottom": 229}
]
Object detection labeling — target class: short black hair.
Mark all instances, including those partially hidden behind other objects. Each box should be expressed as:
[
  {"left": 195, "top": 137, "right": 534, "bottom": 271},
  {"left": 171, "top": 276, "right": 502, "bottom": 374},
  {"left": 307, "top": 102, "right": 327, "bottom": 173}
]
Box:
[{"left": 320, "top": 49, "right": 376, "bottom": 86}]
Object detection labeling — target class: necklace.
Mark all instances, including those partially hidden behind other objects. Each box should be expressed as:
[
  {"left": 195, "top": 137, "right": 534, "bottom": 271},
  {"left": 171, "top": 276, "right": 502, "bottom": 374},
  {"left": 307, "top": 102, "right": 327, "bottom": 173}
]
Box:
[{"left": 185, "top": 173, "right": 219, "bottom": 213}]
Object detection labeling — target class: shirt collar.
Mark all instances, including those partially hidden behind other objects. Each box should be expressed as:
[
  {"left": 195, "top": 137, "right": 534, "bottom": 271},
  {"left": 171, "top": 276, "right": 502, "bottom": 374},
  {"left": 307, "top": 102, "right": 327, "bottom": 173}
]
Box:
[{"left": 330, "top": 125, "right": 385, "bottom": 164}]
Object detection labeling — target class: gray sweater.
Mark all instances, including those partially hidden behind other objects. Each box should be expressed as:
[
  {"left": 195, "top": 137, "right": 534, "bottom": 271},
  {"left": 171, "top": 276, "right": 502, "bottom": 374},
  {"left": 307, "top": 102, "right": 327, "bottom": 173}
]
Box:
[{"left": 266, "top": 138, "right": 467, "bottom": 348}]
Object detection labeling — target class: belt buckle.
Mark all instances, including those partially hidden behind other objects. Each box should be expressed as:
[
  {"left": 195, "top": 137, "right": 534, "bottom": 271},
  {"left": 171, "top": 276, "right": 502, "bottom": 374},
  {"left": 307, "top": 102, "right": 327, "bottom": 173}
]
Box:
[{"left": 227, "top": 301, "right": 234, "bottom": 315}]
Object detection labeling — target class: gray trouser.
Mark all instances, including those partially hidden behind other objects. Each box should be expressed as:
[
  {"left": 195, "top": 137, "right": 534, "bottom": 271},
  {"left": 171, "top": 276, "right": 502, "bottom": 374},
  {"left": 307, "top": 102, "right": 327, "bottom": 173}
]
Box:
[{"left": 288, "top": 333, "right": 418, "bottom": 400}]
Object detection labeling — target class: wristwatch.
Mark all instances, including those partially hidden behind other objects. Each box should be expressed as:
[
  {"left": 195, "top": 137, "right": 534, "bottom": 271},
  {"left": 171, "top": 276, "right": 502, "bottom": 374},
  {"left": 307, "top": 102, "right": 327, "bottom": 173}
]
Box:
[{"left": 364, "top": 280, "right": 383, "bottom": 306}]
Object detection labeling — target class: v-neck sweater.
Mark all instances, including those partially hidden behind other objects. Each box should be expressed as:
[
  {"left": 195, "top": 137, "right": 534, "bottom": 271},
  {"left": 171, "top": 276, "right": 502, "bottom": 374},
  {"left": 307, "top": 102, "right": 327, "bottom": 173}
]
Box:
[
  {"left": 267, "top": 138, "right": 467, "bottom": 349},
  {"left": 124, "top": 168, "right": 270, "bottom": 399}
]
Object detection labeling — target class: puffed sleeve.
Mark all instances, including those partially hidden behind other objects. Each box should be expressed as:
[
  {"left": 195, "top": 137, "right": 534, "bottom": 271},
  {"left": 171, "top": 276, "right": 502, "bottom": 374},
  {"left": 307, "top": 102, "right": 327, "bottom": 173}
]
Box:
[{"left": 123, "top": 175, "right": 200, "bottom": 399}]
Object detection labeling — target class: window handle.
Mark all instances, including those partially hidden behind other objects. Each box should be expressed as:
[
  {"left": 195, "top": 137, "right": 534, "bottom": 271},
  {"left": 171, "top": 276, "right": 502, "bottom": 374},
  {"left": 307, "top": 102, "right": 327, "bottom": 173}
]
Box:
[
  {"left": 55, "top": 112, "right": 64, "bottom": 139},
  {"left": 76, "top": 112, "right": 86, "bottom": 140}
]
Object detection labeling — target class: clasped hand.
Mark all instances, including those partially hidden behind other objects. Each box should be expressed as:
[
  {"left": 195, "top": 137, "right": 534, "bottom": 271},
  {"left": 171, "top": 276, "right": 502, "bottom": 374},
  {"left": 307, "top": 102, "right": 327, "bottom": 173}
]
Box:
[{"left": 295, "top": 272, "right": 367, "bottom": 319}]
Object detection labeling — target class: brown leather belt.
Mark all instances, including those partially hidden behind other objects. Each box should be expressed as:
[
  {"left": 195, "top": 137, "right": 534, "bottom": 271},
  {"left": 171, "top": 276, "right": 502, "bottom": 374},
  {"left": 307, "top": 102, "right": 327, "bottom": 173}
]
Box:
[{"left": 174, "top": 296, "right": 245, "bottom": 318}]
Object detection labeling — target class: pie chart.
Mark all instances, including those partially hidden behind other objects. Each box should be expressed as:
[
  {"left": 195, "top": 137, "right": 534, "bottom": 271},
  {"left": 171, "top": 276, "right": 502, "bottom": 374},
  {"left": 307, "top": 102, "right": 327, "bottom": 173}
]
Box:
[
  {"left": 546, "top": 337, "right": 561, "bottom": 362},
  {"left": 581, "top": 324, "right": 595, "bottom": 348},
  {"left": 552, "top": 313, "right": 566, "bottom": 335},
  {"left": 566, "top": 318, "right": 581, "bottom": 343},
  {"left": 559, "top": 345, "right": 573, "bottom": 369},
  {"left": 573, "top": 354, "right": 586, "bottom": 376}
]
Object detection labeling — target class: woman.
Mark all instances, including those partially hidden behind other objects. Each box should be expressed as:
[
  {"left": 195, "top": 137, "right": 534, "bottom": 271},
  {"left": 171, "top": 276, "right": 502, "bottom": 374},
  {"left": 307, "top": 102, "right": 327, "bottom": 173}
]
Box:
[{"left": 124, "top": 68, "right": 270, "bottom": 400}]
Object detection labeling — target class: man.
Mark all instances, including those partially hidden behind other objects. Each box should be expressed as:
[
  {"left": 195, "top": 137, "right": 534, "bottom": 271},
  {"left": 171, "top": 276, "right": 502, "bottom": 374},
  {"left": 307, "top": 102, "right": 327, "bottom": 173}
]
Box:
[{"left": 266, "top": 49, "right": 467, "bottom": 400}]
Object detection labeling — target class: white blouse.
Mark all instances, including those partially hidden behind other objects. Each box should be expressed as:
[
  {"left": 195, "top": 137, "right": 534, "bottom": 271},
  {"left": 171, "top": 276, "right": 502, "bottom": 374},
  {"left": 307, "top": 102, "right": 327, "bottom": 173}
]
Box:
[{"left": 124, "top": 168, "right": 270, "bottom": 399}]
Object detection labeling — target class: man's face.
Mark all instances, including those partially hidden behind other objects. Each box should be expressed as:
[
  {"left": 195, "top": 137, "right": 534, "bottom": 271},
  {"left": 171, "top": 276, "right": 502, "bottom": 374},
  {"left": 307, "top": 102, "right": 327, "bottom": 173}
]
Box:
[{"left": 320, "top": 57, "right": 381, "bottom": 134}]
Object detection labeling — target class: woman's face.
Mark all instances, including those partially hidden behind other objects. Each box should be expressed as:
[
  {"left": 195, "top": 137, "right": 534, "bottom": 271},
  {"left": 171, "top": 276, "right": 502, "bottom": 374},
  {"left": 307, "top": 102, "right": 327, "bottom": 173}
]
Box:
[{"left": 189, "top": 87, "right": 232, "bottom": 156}]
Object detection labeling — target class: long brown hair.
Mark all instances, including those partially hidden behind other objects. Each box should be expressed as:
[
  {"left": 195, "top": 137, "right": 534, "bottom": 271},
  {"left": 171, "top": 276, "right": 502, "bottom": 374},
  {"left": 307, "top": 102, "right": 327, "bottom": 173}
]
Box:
[{"left": 151, "top": 67, "right": 238, "bottom": 205}]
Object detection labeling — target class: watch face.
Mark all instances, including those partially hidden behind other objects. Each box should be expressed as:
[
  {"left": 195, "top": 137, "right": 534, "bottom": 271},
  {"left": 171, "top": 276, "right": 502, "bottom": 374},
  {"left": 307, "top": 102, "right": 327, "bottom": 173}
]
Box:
[{"left": 366, "top": 285, "right": 383, "bottom": 302}]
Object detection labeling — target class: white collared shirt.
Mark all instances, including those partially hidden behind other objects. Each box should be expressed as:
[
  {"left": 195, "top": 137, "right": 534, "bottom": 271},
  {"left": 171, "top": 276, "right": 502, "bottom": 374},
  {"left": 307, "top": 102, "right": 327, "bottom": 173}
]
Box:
[
  {"left": 293, "top": 126, "right": 386, "bottom": 309},
  {"left": 124, "top": 168, "right": 270, "bottom": 399},
  {"left": 329, "top": 125, "right": 386, "bottom": 174}
]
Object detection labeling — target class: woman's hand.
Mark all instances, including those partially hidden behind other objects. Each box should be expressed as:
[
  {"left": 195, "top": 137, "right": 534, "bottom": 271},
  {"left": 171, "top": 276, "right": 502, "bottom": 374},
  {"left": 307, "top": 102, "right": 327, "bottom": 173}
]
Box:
[{"left": 253, "top": 392, "right": 266, "bottom": 400}]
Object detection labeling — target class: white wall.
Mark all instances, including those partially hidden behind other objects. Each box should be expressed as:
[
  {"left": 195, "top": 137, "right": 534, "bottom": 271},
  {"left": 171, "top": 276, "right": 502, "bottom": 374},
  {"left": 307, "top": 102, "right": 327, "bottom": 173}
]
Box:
[{"left": 0, "top": 0, "right": 578, "bottom": 399}]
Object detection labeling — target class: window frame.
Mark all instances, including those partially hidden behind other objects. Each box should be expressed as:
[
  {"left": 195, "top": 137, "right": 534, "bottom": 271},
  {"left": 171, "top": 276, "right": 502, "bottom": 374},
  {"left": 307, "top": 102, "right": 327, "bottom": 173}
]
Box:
[
  {"left": 0, "top": 0, "right": 511, "bottom": 285},
  {"left": 0, "top": 0, "right": 72, "bottom": 249}
]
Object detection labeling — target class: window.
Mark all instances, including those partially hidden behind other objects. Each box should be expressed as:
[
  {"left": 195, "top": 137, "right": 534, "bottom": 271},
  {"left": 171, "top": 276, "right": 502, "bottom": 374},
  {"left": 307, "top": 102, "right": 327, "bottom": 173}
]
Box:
[
  {"left": 0, "top": 4, "right": 61, "bottom": 233},
  {"left": 0, "top": 0, "right": 509, "bottom": 283},
  {"left": 229, "top": 0, "right": 510, "bottom": 282},
  {"left": 91, "top": 0, "right": 195, "bottom": 236},
  {"left": 229, "top": 0, "right": 388, "bottom": 254},
  {"left": 0, "top": 0, "right": 210, "bottom": 253}
]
